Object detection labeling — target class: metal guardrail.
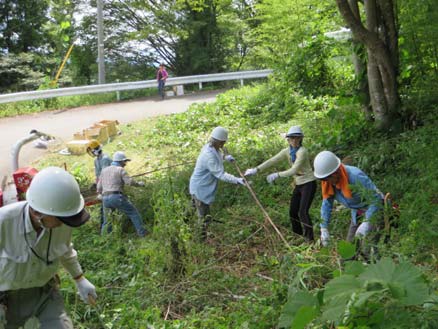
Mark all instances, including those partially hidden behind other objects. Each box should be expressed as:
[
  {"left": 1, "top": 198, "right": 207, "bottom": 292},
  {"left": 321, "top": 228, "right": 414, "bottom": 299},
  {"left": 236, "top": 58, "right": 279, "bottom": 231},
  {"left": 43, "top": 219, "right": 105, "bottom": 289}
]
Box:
[{"left": 0, "top": 69, "right": 273, "bottom": 104}]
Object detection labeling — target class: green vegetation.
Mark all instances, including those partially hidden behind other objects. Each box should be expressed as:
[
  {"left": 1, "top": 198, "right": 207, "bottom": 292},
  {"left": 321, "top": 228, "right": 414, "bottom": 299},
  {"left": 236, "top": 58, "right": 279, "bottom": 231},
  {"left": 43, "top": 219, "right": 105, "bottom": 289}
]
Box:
[
  {"left": 3, "top": 0, "right": 438, "bottom": 327},
  {"left": 34, "top": 83, "right": 437, "bottom": 328}
]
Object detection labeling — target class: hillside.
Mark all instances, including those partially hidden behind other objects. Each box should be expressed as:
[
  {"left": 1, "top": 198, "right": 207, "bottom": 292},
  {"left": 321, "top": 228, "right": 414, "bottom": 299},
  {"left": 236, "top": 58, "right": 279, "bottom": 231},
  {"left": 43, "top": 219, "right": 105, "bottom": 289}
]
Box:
[{"left": 35, "top": 85, "right": 438, "bottom": 328}]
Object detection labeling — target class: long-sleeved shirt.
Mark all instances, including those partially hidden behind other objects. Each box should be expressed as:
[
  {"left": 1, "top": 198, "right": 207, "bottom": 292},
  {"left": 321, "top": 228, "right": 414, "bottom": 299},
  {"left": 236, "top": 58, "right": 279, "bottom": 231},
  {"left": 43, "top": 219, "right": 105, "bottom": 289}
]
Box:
[
  {"left": 94, "top": 153, "right": 112, "bottom": 181},
  {"left": 97, "top": 165, "right": 138, "bottom": 194},
  {"left": 0, "top": 202, "right": 82, "bottom": 291},
  {"left": 189, "top": 144, "right": 240, "bottom": 205},
  {"left": 156, "top": 68, "right": 168, "bottom": 81},
  {"left": 320, "top": 165, "right": 383, "bottom": 228},
  {"left": 256, "top": 147, "right": 315, "bottom": 186}
]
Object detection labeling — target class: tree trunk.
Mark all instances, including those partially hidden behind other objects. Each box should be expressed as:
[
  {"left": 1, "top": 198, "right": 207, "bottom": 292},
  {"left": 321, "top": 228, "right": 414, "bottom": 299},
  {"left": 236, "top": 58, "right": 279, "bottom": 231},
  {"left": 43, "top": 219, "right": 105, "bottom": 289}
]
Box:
[
  {"left": 348, "top": 0, "right": 372, "bottom": 120},
  {"left": 336, "top": 0, "right": 400, "bottom": 131}
]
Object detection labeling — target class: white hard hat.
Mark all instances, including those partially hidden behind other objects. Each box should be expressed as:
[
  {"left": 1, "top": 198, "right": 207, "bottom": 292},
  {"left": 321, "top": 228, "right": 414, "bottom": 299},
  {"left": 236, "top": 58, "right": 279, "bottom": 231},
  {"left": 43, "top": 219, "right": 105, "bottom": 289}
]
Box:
[
  {"left": 113, "top": 151, "right": 131, "bottom": 162},
  {"left": 313, "top": 151, "right": 341, "bottom": 178},
  {"left": 26, "top": 167, "right": 89, "bottom": 227},
  {"left": 286, "top": 125, "right": 303, "bottom": 137},
  {"left": 210, "top": 126, "right": 228, "bottom": 142}
]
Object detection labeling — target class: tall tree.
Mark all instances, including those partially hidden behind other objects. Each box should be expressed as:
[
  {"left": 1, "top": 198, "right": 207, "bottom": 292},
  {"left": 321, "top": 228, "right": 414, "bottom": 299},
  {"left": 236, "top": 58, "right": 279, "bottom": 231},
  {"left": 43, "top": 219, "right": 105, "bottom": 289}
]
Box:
[
  {"left": 0, "top": 0, "right": 50, "bottom": 53},
  {"left": 336, "top": 0, "right": 400, "bottom": 130},
  {"left": 174, "top": 0, "right": 228, "bottom": 75}
]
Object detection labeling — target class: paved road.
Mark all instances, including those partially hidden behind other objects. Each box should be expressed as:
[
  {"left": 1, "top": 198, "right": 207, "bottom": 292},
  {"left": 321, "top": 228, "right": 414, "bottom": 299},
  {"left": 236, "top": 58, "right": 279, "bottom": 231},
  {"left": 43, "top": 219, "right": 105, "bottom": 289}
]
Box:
[{"left": 0, "top": 91, "right": 219, "bottom": 177}]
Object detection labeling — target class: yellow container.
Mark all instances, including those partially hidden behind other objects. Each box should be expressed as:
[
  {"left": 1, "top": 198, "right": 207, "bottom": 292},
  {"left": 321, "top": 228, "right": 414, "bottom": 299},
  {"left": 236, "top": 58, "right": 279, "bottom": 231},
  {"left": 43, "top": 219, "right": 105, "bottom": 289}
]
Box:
[
  {"left": 98, "top": 120, "right": 119, "bottom": 137},
  {"left": 83, "top": 127, "right": 108, "bottom": 144},
  {"left": 66, "top": 140, "right": 90, "bottom": 155},
  {"left": 92, "top": 124, "right": 110, "bottom": 143}
]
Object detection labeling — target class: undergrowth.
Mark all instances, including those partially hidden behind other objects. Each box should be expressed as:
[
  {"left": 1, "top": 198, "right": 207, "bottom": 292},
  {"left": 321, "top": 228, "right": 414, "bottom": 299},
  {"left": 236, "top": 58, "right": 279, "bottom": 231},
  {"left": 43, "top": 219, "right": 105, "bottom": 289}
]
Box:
[{"left": 34, "top": 84, "right": 438, "bottom": 328}]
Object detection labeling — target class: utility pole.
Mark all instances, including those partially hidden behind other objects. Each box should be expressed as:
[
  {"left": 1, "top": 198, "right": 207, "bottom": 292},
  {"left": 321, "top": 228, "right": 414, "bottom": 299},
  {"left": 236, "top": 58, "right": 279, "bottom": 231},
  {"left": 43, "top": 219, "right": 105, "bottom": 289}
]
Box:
[{"left": 97, "top": 0, "right": 105, "bottom": 84}]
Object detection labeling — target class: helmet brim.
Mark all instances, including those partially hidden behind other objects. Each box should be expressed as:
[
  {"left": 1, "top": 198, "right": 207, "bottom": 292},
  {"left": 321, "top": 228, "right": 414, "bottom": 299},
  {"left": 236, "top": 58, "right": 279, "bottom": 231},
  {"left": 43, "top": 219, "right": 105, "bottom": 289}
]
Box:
[{"left": 57, "top": 208, "right": 90, "bottom": 227}]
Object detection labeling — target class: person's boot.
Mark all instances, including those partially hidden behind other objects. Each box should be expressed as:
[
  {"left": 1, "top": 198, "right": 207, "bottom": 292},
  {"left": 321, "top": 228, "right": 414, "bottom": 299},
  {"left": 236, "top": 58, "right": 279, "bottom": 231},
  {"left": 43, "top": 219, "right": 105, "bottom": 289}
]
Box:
[{"left": 200, "top": 214, "right": 212, "bottom": 241}]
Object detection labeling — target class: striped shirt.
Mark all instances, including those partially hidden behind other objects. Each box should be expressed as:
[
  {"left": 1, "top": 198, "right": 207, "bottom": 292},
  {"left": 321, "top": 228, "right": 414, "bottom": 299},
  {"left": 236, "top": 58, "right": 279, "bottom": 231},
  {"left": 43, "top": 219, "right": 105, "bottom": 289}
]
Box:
[{"left": 97, "top": 165, "right": 136, "bottom": 194}]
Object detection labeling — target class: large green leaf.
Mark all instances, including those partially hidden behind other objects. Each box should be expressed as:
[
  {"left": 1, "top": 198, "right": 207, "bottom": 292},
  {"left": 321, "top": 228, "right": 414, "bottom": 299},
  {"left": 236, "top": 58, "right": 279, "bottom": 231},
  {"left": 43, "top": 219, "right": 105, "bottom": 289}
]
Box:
[
  {"left": 359, "top": 257, "right": 396, "bottom": 282},
  {"left": 344, "top": 261, "right": 366, "bottom": 276},
  {"left": 278, "top": 290, "right": 318, "bottom": 328},
  {"left": 359, "top": 258, "right": 429, "bottom": 305},
  {"left": 337, "top": 240, "right": 356, "bottom": 259},
  {"left": 324, "top": 275, "right": 362, "bottom": 301},
  {"left": 321, "top": 297, "right": 349, "bottom": 323},
  {"left": 291, "top": 305, "right": 318, "bottom": 329},
  {"left": 321, "top": 275, "right": 362, "bottom": 323}
]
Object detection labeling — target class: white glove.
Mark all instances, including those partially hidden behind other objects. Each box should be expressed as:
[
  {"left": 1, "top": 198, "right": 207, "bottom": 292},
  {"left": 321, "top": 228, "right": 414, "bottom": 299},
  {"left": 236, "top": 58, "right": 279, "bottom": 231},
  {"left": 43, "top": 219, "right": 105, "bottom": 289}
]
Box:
[
  {"left": 96, "top": 194, "right": 103, "bottom": 201},
  {"left": 236, "top": 178, "right": 246, "bottom": 185},
  {"left": 266, "top": 173, "right": 280, "bottom": 184},
  {"left": 244, "top": 168, "right": 258, "bottom": 176},
  {"left": 75, "top": 277, "right": 97, "bottom": 304},
  {"left": 137, "top": 181, "right": 145, "bottom": 187},
  {"left": 320, "top": 228, "right": 330, "bottom": 246},
  {"left": 224, "top": 154, "right": 235, "bottom": 162},
  {"left": 355, "top": 221, "right": 372, "bottom": 237}
]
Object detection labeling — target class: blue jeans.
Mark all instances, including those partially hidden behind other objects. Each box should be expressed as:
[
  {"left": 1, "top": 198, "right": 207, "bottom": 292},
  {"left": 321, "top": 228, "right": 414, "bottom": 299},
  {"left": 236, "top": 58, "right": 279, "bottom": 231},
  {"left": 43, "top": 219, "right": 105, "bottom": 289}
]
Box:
[
  {"left": 102, "top": 193, "right": 146, "bottom": 236},
  {"left": 158, "top": 80, "right": 165, "bottom": 99}
]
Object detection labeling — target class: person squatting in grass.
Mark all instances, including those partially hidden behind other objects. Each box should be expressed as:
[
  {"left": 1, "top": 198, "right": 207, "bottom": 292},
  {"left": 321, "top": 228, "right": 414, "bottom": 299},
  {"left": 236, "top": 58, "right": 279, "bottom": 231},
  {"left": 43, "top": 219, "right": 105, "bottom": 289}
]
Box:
[
  {"left": 86, "top": 139, "right": 112, "bottom": 231},
  {"left": 189, "top": 126, "right": 245, "bottom": 240},
  {"left": 244, "top": 126, "right": 317, "bottom": 242},
  {"left": 313, "top": 151, "right": 384, "bottom": 252},
  {"left": 97, "top": 151, "right": 148, "bottom": 237},
  {"left": 0, "top": 167, "right": 97, "bottom": 329}
]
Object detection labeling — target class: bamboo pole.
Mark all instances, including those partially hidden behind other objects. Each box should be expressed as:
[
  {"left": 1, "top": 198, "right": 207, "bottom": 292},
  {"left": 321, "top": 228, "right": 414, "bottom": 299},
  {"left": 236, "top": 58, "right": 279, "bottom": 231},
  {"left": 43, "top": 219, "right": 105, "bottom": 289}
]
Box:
[{"left": 224, "top": 148, "right": 291, "bottom": 251}]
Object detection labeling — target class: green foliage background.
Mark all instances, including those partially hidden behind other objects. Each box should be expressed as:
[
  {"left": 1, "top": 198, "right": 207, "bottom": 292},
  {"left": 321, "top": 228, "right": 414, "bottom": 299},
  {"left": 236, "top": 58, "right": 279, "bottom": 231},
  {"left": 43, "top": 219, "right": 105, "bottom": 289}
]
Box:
[{"left": 33, "top": 82, "right": 438, "bottom": 328}]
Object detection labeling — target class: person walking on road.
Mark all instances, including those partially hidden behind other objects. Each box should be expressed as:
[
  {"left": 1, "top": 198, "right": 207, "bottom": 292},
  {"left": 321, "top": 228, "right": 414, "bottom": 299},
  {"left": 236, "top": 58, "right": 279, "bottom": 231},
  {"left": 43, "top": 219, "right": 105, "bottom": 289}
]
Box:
[
  {"left": 156, "top": 63, "right": 168, "bottom": 100},
  {"left": 86, "top": 140, "right": 112, "bottom": 230},
  {"left": 189, "top": 126, "right": 245, "bottom": 240},
  {"left": 244, "top": 126, "right": 317, "bottom": 242},
  {"left": 0, "top": 167, "right": 97, "bottom": 329},
  {"left": 97, "top": 151, "right": 148, "bottom": 237},
  {"left": 313, "top": 151, "right": 383, "bottom": 248}
]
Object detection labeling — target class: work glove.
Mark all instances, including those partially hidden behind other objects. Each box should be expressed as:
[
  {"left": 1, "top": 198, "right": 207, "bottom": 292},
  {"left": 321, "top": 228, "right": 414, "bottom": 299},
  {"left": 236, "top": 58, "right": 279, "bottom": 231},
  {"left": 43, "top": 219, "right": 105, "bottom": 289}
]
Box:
[
  {"left": 75, "top": 277, "right": 97, "bottom": 304},
  {"left": 137, "top": 181, "right": 146, "bottom": 187},
  {"left": 236, "top": 178, "right": 246, "bottom": 185},
  {"left": 244, "top": 168, "right": 258, "bottom": 176},
  {"left": 224, "top": 154, "right": 235, "bottom": 162},
  {"left": 355, "top": 221, "right": 372, "bottom": 237},
  {"left": 266, "top": 173, "right": 280, "bottom": 184},
  {"left": 96, "top": 194, "right": 103, "bottom": 201},
  {"left": 320, "top": 228, "right": 330, "bottom": 247}
]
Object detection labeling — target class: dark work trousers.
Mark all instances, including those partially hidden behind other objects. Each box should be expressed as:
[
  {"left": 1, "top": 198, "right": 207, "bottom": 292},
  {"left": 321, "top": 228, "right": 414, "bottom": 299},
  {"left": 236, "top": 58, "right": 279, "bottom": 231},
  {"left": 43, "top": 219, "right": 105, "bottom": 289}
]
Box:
[
  {"left": 289, "top": 180, "right": 317, "bottom": 241},
  {"left": 191, "top": 195, "right": 211, "bottom": 240},
  {"left": 3, "top": 278, "right": 73, "bottom": 329}
]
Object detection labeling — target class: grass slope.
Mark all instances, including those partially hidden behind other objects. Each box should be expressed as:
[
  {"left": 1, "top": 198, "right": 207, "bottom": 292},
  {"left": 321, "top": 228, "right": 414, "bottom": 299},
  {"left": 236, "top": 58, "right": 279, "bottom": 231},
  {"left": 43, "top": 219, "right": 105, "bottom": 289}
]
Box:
[{"left": 34, "top": 86, "right": 438, "bottom": 328}]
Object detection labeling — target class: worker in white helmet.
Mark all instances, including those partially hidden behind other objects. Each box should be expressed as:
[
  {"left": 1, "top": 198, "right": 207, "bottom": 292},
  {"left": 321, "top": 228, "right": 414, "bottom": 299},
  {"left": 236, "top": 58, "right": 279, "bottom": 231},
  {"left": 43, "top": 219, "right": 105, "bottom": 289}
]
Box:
[
  {"left": 97, "top": 151, "right": 147, "bottom": 237},
  {"left": 0, "top": 167, "right": 96, "bottom": 329},
  {"left": 313, "top": 151, "right": 383, "bottom": 247},
  {"left": 244, "top": 126, "right": 317, "bottom": 242},
  {"left": 86, "top": 139, "right": 112, "bottom": 230},
  {"left": 189, "top": 126, "right": 245, "bottom": 240}
]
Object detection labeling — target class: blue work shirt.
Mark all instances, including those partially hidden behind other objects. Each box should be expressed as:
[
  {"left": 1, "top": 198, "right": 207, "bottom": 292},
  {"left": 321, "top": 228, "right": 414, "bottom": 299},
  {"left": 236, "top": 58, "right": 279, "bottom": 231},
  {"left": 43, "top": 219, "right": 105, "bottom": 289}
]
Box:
[
  {"left": 320, "top": 165, "right": 383, "bottom": 228},
  {"left": 94, "top": 153, "right": 112, "bottom": 181},
  {"left": 189, "top": 144, "right": 240, "bottom": 205}
]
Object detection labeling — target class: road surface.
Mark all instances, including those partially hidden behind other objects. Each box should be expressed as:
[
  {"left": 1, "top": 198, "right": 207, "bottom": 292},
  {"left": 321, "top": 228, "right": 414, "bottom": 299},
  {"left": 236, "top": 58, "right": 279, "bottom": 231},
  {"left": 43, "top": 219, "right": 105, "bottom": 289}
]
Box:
[{"left": 0, "top": 91, "right": 219, "bottom": 177}]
